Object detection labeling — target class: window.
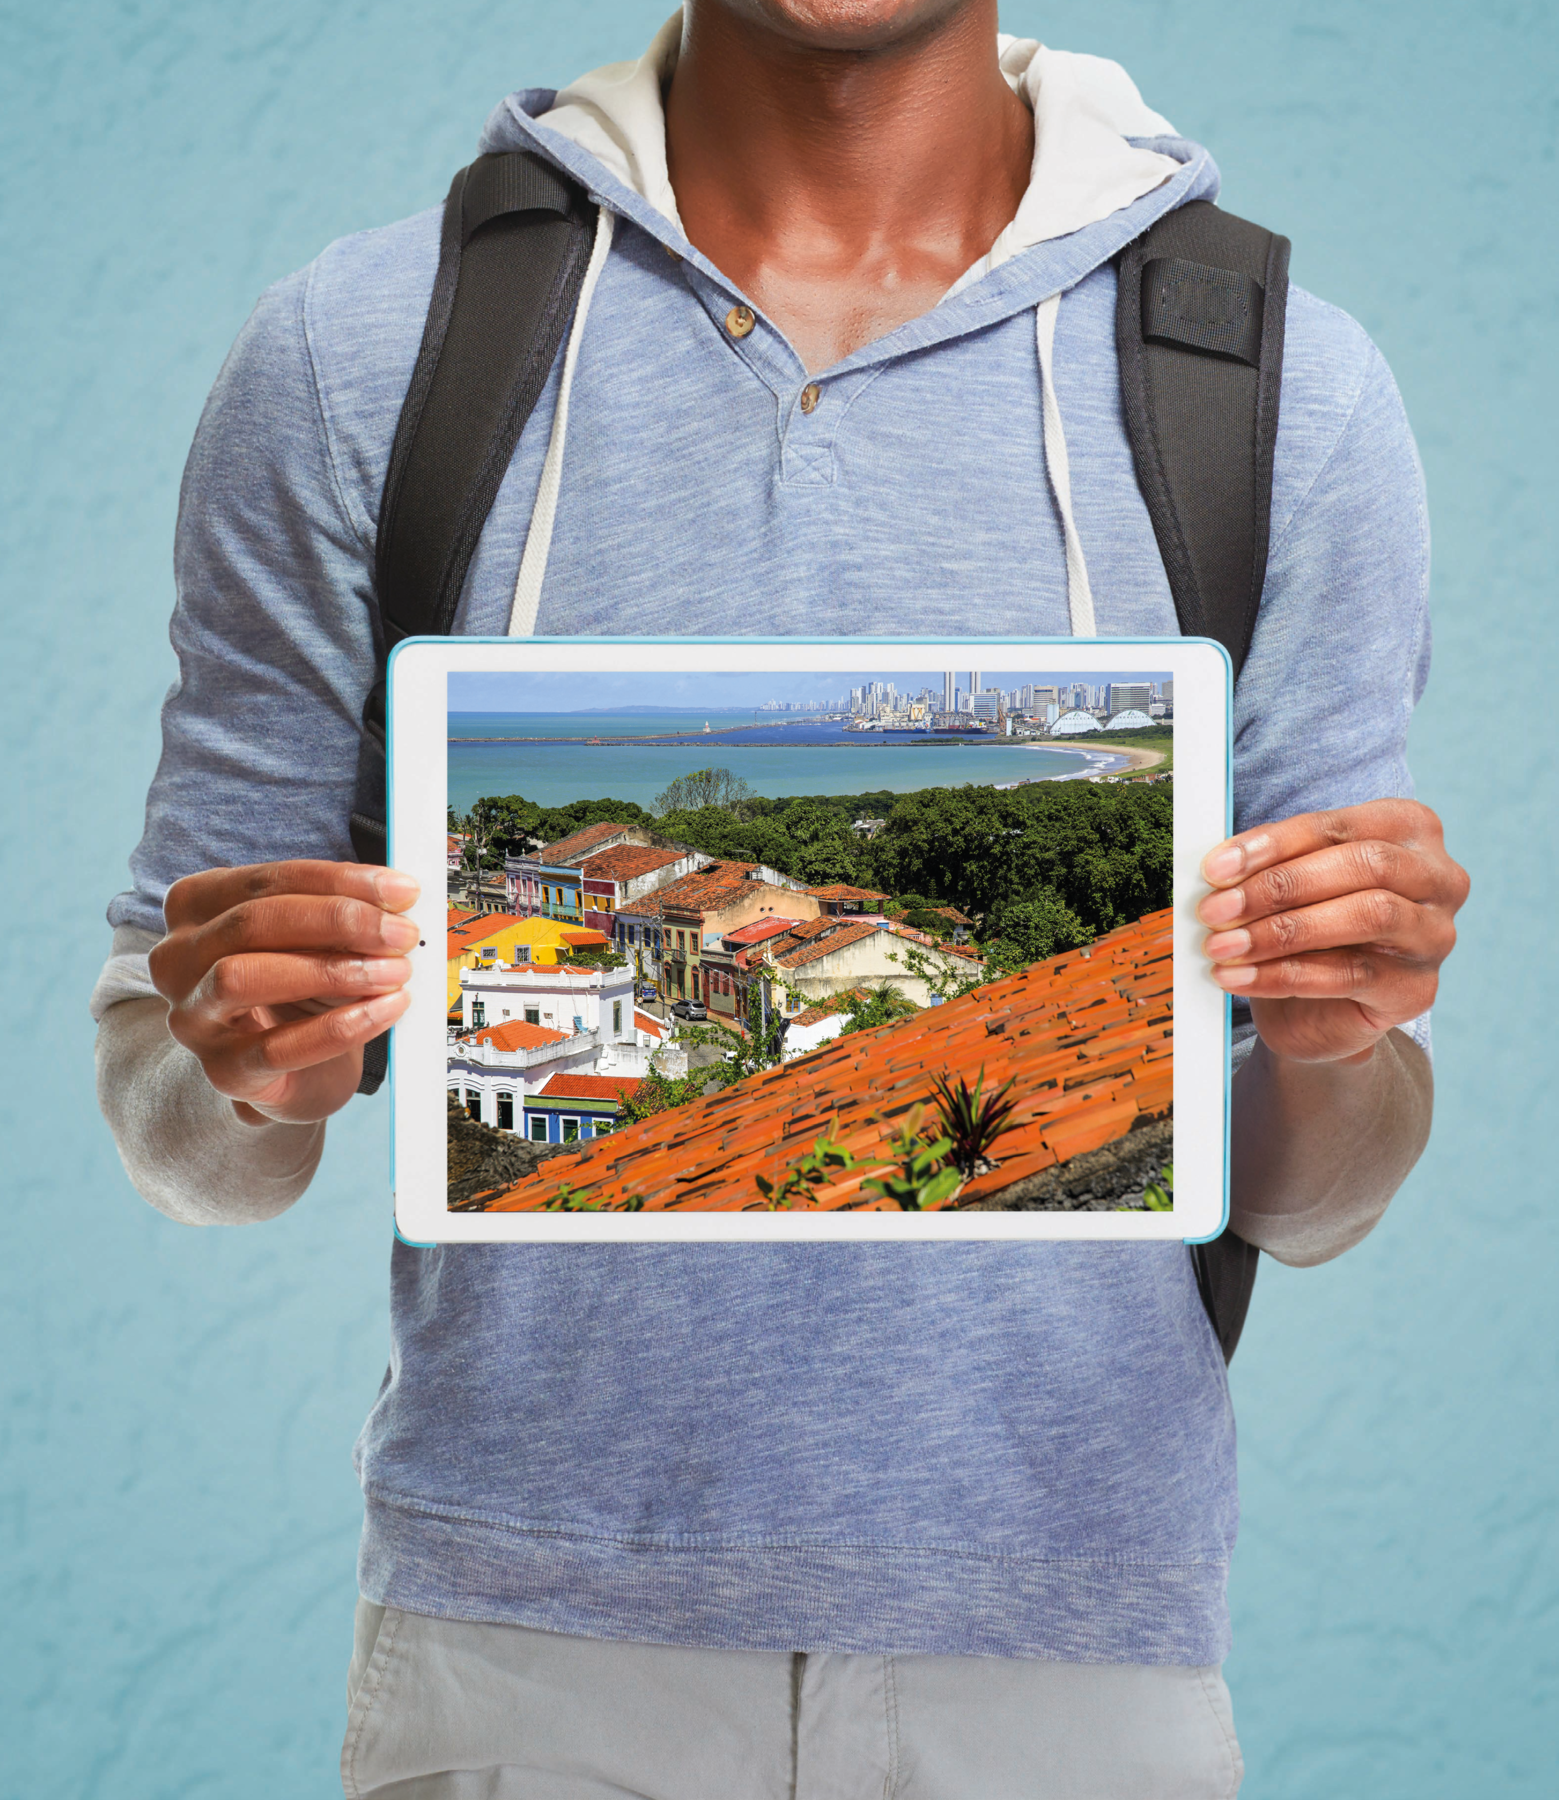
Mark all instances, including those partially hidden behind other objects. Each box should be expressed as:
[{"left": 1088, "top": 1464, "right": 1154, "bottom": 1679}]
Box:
[
  {"left": 524, "top": 1008, "right": 540, "bottom": 1026},
  {"left": 464, "top": 1090, "right": 482, "bottom": 1122},
  {"left": 471, "top": 1000, "right": 486, "bottom": 1028},
  {"left": 528, "top": 1114, "right": 548, "bottom": 1141},
  {"left": 496, "top": 1092, "right": 514, "bottom": 1131},
  {"left": 612, "top": 1000, "right": 622, "bottom": 1036},
  {"left": 562, "top": 1118, "right": 581, "bottom": 1142},
  {"left": 691, "top": 970, "right": 700, "bottom": 1000},
  {"left": 592, "top": 1119, "right": 614, "bottom": 1137}
]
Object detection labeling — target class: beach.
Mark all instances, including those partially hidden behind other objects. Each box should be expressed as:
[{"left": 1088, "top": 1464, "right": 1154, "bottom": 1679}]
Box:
[{"left": 1018, "top": 740, "right": 1167, "bottom": 774}]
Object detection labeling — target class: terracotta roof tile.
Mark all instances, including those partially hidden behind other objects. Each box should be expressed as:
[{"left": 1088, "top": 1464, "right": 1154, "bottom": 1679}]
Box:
[
  {"left": 771, "top": 920, "right": 884, "bottom": 968},
  {"left": 467, "top": 1020, "right": 571, "bottom": 1052},
  {"left": 580, "top": 845, "right": 686, "bottom": 882},
  {"left": 807, "top": 883, "right": 890, "bottom": 902},
  {"left": 540, "top": 820, "right": 638, "bottom": 863},
  {"left": 537, "top": 1073, "right": 645, "bottom": 1102},
  {"left": 476, "top": 909, "right": 1173, "bottom": 1215},
  {"left": 725, "top": 917, "right": 804, "bottom": 945}
]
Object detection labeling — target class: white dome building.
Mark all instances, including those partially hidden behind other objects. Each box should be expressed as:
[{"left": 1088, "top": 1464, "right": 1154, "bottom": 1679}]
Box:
[
  {"left": 1104, "top": 708, "right": 1155, "bottom": 731},
  {"left": 1049, "top": 709, "right": 1102, "bottom": 735}
]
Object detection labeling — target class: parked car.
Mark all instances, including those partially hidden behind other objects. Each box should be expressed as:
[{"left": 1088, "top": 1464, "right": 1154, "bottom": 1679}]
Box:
[
  {"left": 672, "top": 999, "right": 708, "bottom": 1021},
  {"left": 637, "top": 984, "right": 657, "bottom": 1003}
]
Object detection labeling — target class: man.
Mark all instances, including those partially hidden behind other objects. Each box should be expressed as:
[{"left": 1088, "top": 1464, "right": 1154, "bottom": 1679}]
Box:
[{"left": 93, "top": 3, "right": 1466, "bottom": 1794}]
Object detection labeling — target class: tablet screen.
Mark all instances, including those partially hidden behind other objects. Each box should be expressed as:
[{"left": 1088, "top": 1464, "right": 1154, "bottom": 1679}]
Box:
[{"left": 389, "top": 638, "right": 1230, "bottom": 1241}]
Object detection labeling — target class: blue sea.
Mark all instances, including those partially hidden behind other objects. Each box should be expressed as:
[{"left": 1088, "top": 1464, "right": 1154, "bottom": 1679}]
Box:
[{"left": 447, "top": 711, "right": 1119, "bottom": 812}]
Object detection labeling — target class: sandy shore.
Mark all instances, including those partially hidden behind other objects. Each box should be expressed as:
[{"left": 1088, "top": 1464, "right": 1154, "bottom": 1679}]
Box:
[{"left": 1018, "top": 740, "right": 1167, "bottom": 773}]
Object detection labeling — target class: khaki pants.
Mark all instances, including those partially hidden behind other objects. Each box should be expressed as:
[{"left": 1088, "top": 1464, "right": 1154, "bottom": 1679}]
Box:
[{"left": 342, "top": 1600, "right": 1243, "bottom": 1799}]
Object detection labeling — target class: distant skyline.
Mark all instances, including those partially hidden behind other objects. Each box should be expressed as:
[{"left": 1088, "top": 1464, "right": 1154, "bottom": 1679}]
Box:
[{"left": 448, "top": 670, "right": 1172, "bottom": 712}]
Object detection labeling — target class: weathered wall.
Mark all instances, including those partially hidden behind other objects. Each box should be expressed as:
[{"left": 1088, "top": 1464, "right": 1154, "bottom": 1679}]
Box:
[{"left": 2, "top": 3, "right": 1552, "bottom": 1795}]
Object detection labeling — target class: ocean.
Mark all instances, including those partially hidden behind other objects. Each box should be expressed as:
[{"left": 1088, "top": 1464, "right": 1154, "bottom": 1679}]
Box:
[{"left": 446, "top": 711, "right": 1118, "bottom": 812}]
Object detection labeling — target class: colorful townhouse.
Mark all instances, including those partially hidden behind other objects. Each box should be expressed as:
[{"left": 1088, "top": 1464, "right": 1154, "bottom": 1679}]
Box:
[
  {"left": 505, "top": 820, "right": 666, "bottom": 918},
  {"left": 579, "top": 843, "right": 702, "bottom": 937},
  {"left": 446, "top": 912, "right": 613, "bottom": 1014},
  {"left": 654, "top": 863, "right": 819, "bottom": 1007}
]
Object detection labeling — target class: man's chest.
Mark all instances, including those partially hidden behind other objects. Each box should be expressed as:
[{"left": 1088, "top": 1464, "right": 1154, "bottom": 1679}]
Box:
[{"left": 448, "top": 241, "right": 1181, "bottom": 643}]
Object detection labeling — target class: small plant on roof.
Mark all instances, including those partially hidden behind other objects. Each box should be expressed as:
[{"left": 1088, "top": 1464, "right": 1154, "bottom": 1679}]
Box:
[
  {"left": 755, "top": 1117, "right": 861, "bottom": 1210},
  {"left": 539, "top": 1181, "right": 643, "bottom": 1213},
  {"left": 1142, "top": 1163, "right": 1174, "bottom": 1212},
  {"left": 862, "top": 1105, "right": 963, "bottom": 1212},
  {"left": 930, "top": 1067, "right": 1020, "bottom": 1178}
]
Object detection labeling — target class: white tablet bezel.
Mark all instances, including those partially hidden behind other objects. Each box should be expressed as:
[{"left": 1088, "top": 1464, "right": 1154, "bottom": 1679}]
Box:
[{"left": 388, "top": 637, "right": 1231, "bottom": 1244}]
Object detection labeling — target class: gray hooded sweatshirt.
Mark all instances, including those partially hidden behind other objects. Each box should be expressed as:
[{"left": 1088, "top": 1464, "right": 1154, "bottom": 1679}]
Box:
[{"left": 94, "top": 20, "right": 1430, "bottom": 1663}]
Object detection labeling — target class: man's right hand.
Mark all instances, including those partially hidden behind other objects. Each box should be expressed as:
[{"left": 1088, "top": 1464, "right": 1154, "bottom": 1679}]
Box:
[{"left": 148, "top": 860, "right": 420, "bottom": 1126}]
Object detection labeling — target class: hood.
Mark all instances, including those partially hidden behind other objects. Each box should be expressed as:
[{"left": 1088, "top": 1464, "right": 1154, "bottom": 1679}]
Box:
[{"left": 481, "top": 9, "right": 1197, "bottom": 284}]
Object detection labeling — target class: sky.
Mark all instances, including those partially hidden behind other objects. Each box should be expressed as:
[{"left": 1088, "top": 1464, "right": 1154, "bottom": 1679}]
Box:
[{"left": 447, "top": 669, "right": 1173, "bottom": 712}]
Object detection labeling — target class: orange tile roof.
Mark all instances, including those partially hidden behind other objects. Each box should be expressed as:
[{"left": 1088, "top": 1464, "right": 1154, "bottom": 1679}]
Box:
[
  {"left": 771, "top": 920, "right": 885, "bottom": 968},
  {"left": 581, "top": 845, "right": 686, "bottom": 883},
  {"left": 790, "top": 989, "right": 869, "bottom": 1027},
  {"left": 653, "top": 861, "right": 764, "bottom": 915},
  {"left": 927, "top": 904, "right": 974, "bottom": 926},
  {"left": 635, "top": 1010, "right": 666, "bottom": 1039},
  {"left": 447, "top": 913, "right": 529, "bottom": 954},
  {"left": 559, "top": 927, "right": 611, "bottom": 947},
  {"left": 540, "top": 820, "right": 637, "bottom": 863},
  {"left": 537, "top": 1073, "right": 645, "bottom": 1102},
  {"left": 725, "top": 917, "right": 804, "bottom": 945},
  {"left": 467, "top": 1020, "right": 571, "bottom": 1052},
  {"left": 807, "top": 883, "right": 890, "bottom": 902},
  {"left": 480, "top": 908, "right": 1172, "bottom": 1214}
]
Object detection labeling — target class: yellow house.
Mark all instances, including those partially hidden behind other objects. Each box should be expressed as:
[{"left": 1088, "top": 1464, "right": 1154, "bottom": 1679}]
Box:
[{"left": 446, "top": 912, "right": 612, "bottom": 1012}]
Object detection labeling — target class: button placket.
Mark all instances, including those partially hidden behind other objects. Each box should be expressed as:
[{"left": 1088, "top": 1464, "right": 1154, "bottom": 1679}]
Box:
[{"left": 781, "top": 376, "right": 844, "bottom": 487}]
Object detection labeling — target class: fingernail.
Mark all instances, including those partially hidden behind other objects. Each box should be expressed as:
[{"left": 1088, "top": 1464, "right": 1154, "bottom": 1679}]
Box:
[
  {"left": 375, "top": 870, "right": 420, "bottom": 908},
  {"left": 1204, "top": 929, "right": 1252, "bottom": 962},
  {"left": 358, "top": 957, "right": 412, "bottom": 987},
  {"left": 1202, "top": 844, "right": 1244, "bottom": 884},
  {"left": 1213, "top": 964, "right": 1257, "bottom": 990},
  {"left": 1197, "top": 887, "right": 1245, "bottom": 926},
  {"left": 381, "top": 914, "right": 420, "bottom": 949}
]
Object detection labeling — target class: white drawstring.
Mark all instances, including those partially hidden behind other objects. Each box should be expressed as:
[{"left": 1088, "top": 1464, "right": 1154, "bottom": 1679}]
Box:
[
  {"left": 507, "top": 206, "right": 617, "bottom": 635},
  {"left": 1035, "top": 291, "right": 1096, "bottom": 636}
]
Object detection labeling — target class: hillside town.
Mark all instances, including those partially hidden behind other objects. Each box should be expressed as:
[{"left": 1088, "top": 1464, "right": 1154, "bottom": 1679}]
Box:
[
  {"left": 471, "top": 908, "right": 1176, "bottom": 1215},
  {"left": 447, "top": 814, "right": 987, "bottom": 1146}
]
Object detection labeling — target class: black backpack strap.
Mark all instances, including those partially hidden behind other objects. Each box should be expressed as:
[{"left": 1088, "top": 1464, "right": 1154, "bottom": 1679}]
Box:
[
  {"left": 1117, "top": 200, "right": 1291, "bottom": 1359},
  {"left": 1117, "top": 199, "right": 1290, "bottom": 682},
  {"left": 352, "top": 152, "right": 596, "bottom": 1092}
]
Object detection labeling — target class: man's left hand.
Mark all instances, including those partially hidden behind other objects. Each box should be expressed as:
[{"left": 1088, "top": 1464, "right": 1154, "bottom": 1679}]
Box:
[{"left": 1198, "top": 799, "right": 1469, "bottom": 1064}]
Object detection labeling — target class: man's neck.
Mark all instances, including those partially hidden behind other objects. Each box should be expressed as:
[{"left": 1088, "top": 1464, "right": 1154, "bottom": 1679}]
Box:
[{"left": 664, "top": 1, "right": 1033, "bottom": 372}]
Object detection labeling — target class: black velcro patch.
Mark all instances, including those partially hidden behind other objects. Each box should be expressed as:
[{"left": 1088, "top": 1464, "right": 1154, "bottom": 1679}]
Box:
[{"left": 1141, "top": 257, "right": 1265, "bottom": 366}]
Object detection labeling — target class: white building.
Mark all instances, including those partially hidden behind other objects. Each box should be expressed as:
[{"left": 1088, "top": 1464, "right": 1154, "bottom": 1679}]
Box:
[{"left": 449, "top": 960, "right": 687, "bottom": 1137}]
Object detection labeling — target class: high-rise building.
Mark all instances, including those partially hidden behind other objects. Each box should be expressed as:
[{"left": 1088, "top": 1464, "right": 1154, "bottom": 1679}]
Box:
[
  {"left": 943, "top": 671, "right": 955, "bottom": 711},
  {"left": 1162, "top": 679, "right": 1174, "bottom": 705},
  {"left": 970, "top": 671, "right": 981, "bottom": 696},
  {"left": 1108, "top": 682, "right": 1153, "bottom": 714}
]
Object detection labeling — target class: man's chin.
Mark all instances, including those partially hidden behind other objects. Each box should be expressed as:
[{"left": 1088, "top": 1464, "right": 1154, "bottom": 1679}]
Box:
[{"left": 695, "top": 0, "right": 979, "bottom": 56}]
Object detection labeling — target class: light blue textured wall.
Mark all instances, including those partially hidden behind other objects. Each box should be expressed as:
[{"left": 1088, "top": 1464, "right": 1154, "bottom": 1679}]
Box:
[{"left": 2, "top": 3, "right": 1551, "bottom": 1793}]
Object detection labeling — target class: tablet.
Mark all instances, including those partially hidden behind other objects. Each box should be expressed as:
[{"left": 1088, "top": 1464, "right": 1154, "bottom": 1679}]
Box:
[{"left": 389, "top": 638, "right": 1230, "bottom": 1242}]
